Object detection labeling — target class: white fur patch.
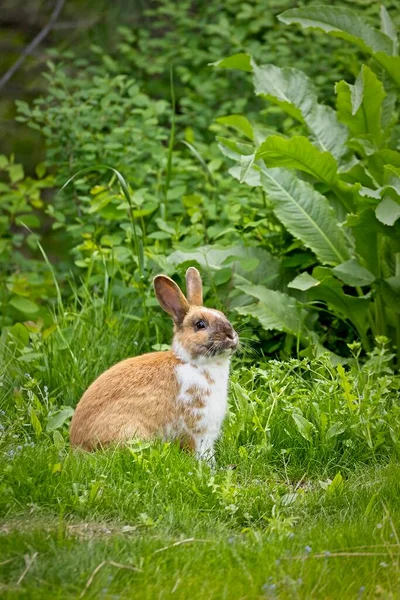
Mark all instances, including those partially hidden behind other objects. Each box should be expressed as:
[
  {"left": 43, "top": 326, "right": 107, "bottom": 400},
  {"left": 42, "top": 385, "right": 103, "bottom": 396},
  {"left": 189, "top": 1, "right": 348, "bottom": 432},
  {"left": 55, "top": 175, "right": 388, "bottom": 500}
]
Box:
[
  {"left": 176, "top": 362, "right": 210, "bottom": 395},
  {"left": 172, "top": 340, "right": 192, "bottom": 364},
  {"left": 173, "top": 339, "right": 231, "bottom": 458}
]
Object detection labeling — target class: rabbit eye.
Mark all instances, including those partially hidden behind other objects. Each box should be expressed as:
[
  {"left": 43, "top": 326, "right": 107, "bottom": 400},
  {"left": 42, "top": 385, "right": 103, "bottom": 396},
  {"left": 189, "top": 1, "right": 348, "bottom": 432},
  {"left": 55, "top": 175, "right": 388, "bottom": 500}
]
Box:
[{"left": 195, "top": 320, "right": 206, "bottom": 330}]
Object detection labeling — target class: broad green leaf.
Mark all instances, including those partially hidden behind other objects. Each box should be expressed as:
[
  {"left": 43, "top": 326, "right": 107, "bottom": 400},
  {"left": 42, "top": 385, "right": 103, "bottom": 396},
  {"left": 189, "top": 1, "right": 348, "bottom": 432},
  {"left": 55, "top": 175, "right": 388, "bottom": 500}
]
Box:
[
  {"left": 214, "top": 267, "right": 232, "bottom": 286},
  {"left": 381, "top": 90, "right": 397, "bottom": 132},
  {"left": 308, "top": 104, "right": 348, "bottom": 161},
  {"left": 350, "top": 70, "right": 364, "bottom": 115},
  {"left": 35, "top": 162, "right": 46, "bottom": 179},
  {"left": 382, "top": 165, "right": 400, "bottom": 196},
  {"left": 332, "top": 259, "right": 376, "bottom": 287},
  {"left": 279, "top": 6, "right": 400, "bottom": 87},
  {"left": 8, "top": 164, "right": 24, "bottom": 183},
  {"left": 292, "top": 413, "right": 313, "bottom": 442},
  {"left": 46, "top": 407, "right": 75, "bottom": 432},
  {"left": 88, "top": 190, "right": 115, "bottom": 213},
  {"left": 229, "top": 165, "right": 261, "bottom": 187},
  {"left": 211, "top": 53, "right": 252, "bottom": 72},
  {"left": 374, "top": 166, "right": 400, "bottom": 225},
  {"left": 251, "top": 62, "right": 347, "bottom": 159},
  {"left": 344, "top": 209, "right": 391, "bottom": 277},
  {"left": 335, "top": 66, "right": 386, "bottom": 140},
  {"left": 380, "top": 6, "right": 398, "bottom": 54},
  {"left": 288, "top": 272, "right": 320, "bottom": 291},
  {"left": 379, "top": 277, "right": 400, "bottom": 313},
  {"left": 252, "top": 62, "right": 310, "bottom": 123},
  {"left": 8, "top": 323, "right": 30, "bottom": 347},
  {"left": 368, "top": 150, "right": 400, "bottom": 185},
  {"left": 18, "top": 352, "right": 43, "bottom": 363},
  {"left": 327, "top": 471, "right": 344, "bottom": 494},
  {"left": 373, "top": 53, "right": 400, "bottom": 88},
  {"left": 217, "top": 136, "right": 254, "bottom": 158},
  {"left": 236, "top": 285, "right": 306, "bottom": 335},
  {"left": 239, "top": 154, "right": 255, "bottom": 183},
  {"left": 359, "top": 187, "right": 381, "bottom": 200},
  {"left": 326, "top": 422, "right": 346, "bottom": 440},
  {"left": 215, "top": 115, "right": 254, "bottom": 141},
  {"left": 9, "top": 296, "right": 40, "bottom": 315},
  {"left": 255, "top": 135, "right": 338, "bottom": 186},
  {"left": 30, "top": 407, "right": 42, "bottom": 436},
  {"left": 168, "top": 246, "right": 283, "bottom": 289},
  {"left": 375, "top": 197, "right": 400, "bottom": 226},
  {"left": 260, "top": 167, "right": 350, "bottom": 265},
  {"left": 16, "top": 214, "right": 41, "bottom": 228},
  {"left": 310, "top": 267, "right": 370, "bottom": 337},
  {"left": 279, "top": 6, "right": 393, "bottom": 55},
  {"left": 339, "top": 162, "right": 376, "bottom": 188}
]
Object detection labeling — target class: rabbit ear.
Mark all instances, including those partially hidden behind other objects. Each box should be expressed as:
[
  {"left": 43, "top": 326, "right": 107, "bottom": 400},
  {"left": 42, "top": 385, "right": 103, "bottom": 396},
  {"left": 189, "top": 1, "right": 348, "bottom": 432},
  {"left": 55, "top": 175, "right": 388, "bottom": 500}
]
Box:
[
  {"left": 185, "top": 267, "right": 203, "bottom": 306},
  {"left": 153, "top": 275, "right": 190, "bottom": 324}
]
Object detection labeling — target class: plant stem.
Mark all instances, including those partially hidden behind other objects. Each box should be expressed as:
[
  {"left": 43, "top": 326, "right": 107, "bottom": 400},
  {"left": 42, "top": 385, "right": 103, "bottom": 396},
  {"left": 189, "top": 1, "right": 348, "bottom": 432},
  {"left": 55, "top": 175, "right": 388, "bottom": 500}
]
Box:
[{"left": 163, "top": 67, "right": 176, "bottom": 220}]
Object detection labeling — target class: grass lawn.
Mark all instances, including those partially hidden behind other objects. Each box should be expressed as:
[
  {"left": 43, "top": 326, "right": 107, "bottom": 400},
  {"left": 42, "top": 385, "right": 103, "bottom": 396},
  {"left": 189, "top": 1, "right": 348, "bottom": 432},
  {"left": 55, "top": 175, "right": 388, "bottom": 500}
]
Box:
[
  {"left": 1, "top": 449, "right": 399, "bottom": 599},
  {"left": 1, "top": 306, "right": 400, "bottom": 598}
]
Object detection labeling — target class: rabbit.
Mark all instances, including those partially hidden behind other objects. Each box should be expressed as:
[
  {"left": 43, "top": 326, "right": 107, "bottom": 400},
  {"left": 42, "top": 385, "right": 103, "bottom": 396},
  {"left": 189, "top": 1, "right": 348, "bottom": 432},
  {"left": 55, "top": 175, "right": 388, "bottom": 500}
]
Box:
[{"left": 69, "top": 267, "right": 238, "bottom": 461}]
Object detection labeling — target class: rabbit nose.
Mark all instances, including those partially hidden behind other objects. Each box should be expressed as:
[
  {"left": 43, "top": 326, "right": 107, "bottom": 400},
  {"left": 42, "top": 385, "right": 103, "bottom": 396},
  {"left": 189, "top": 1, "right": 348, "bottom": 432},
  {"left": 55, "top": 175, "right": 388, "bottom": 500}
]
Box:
[{"left": 226, "top": 333, "right": 234, "bottom": 340}]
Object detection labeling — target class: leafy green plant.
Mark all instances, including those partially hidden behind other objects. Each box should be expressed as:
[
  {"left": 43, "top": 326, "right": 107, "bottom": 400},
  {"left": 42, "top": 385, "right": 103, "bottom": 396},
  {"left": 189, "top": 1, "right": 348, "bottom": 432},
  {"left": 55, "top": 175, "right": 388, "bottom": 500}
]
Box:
[
  {"left": 226, "top": 340, "right": 400, "bottom": 467},
  {"left": 0, "top": 155, "right": 55, "bottom": 326},
  {"left": 214, "top": 5, "right": 400, "bottom": 365}
]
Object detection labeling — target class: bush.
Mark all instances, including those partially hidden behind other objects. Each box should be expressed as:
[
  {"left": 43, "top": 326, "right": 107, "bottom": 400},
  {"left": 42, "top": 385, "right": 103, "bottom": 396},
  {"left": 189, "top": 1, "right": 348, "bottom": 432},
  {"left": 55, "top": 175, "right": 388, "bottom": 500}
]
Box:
[{"left": 214, "top": 5, "right": 400, "bottom": 366}]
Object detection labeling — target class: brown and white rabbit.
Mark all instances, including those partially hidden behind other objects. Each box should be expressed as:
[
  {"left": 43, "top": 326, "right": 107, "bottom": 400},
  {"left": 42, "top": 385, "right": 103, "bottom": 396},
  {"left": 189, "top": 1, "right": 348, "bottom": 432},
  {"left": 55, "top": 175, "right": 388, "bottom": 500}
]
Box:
[{"left": 69, "top": 267, "right": 238, "bottom": 460}]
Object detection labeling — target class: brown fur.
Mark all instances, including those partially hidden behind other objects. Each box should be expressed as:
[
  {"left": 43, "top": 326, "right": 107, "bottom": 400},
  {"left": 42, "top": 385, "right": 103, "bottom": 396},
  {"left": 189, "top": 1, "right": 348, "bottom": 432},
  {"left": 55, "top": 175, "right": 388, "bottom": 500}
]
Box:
[
  {"left": 186, "top": 267, "right": 203, "bottom": 305},
  {"left": 70, "top": 351, "right": 181, "bottom": 450}
]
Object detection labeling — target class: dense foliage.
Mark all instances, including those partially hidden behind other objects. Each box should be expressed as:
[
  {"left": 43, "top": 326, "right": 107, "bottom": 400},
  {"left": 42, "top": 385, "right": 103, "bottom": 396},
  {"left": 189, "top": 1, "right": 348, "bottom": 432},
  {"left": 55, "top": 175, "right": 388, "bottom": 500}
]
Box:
[
  {"left": 216, "top": 5, "right": 400, "bottom": 363},
  {"left": 3, "top": 0, "right": 399, "bottom": 364}
]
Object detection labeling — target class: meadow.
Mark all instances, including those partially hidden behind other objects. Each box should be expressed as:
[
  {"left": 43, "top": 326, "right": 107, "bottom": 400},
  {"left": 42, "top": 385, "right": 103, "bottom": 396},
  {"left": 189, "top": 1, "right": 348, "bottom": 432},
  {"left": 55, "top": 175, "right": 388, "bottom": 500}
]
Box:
[{"left": 1, "top": 1, "right": 400, "bottom": 598}]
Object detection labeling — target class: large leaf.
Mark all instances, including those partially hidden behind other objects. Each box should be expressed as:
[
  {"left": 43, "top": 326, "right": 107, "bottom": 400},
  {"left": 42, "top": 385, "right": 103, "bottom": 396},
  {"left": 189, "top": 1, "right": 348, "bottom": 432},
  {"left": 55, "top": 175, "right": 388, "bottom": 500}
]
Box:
[
  {"left": 309, "top": 267, "right": 370, "bottom": 337},
  {"left": 288, "top": 272, "right": 320, "bottom": 291},
  {"left": 211, "top": 53, "right": 252, "bottom": 72},
  {"left": 168, "top": 245, "right": 283, "bottom": 289},
  {"left": 375, "top": 166, "right": 400, "bottom": 226},
  {"left": 292, "top": 413, "right": 313, "bottom": 442},
  {"left": 376, "top": 197, "right": 400, "bottom": 226},
  {"left": 215, "top": 115, "right": 254, "bottom": 141},
  {"left": 279, "top": 6, "right": 400, "bottom": 87},
  {"left": 251, "top": 62, "right": 312, "bottom": 123},
  {"left": 46, "top": 407, "right": 75, "bottom": 432},
  {"left": 236, "top": 284, "right": 307, "bottom": 335},
  {"left": 332, "top": 259, "right": 376, "bottom": 287},
  {"left": 382, "top": 165, "right": 400, "bottom": 197},
  {"left": 9, "top": 296, "right": 40, "bottom": 315},
  {"left": 344, "top": 209, "right": 392, "bottom": 277},
  {"left": 260, "top": 166, "right": 350, "bottom": 266},
  {"left": 380, "top": 276, "right": 400, "bottom": 313},
  {"left": 368, "top": 150, "right": 400, "bottom": 185},
  {"left": 251, "top": 62, "right": 347, "bottom": 159},
  {"left": 278, "top": 6, "right": 393, "bottom": 55},
  {"left": 255, "top": 135, "right": 338, "bottom": 186},
  {"left": 229, "top": 164, "right": 261, "bottom": 188},
  {"left": 380, "top": 6, "right": 398, "bottom": 54},
  {"left": 335, "top": 66, "right": 386, "bottom": 140},
  {"left": 239, "top": 154, "right": 255, "bottom": 183},
  {"left": 373, "top": 54, "right": 400, "bottom": 88}
]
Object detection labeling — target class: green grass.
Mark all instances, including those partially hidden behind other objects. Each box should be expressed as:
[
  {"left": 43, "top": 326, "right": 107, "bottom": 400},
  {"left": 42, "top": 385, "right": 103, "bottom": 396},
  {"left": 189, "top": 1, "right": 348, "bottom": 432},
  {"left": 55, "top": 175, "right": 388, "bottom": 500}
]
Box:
[
  {"left": 1, "top": 452, "right": 400, "bottom": 599},
  {"left": 1, "top": 298, "right": 400, "bottom": 598}
]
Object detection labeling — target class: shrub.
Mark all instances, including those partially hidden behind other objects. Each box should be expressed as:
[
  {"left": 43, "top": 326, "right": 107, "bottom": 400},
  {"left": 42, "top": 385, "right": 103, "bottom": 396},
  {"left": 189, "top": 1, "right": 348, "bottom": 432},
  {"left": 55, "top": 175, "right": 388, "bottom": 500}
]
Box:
[{"left": 214, "top": 5, "right": 400, "bottom": 366}]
